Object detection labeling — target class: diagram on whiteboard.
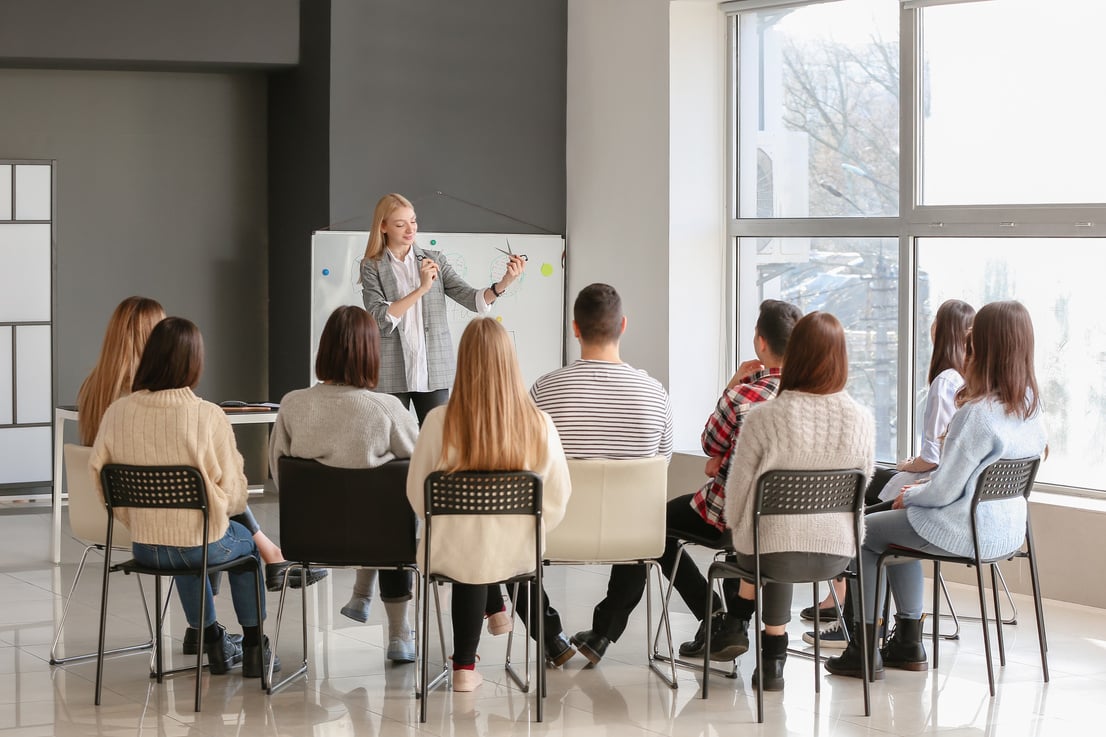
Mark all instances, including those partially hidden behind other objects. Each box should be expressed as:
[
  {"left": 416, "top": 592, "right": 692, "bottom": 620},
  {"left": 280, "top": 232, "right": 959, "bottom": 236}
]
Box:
[{"left": 310, "top": 231, "right": 565, "bottom": 390}]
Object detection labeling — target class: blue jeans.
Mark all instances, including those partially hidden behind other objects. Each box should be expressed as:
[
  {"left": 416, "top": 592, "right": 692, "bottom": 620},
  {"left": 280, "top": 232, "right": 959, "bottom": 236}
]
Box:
[
  {"left": 132, "top": 521, "right": 264, "bottom": 629},
  {"left": 859, "top": 509, "right": 957, "bottom": 624}
]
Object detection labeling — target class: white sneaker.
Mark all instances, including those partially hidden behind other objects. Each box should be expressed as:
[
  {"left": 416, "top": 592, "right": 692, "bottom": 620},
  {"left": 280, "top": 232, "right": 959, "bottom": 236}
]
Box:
[
  {"left": 387, "top": 636, "right": 415, "bottom": 663},
  {"left": 802, "top": 619, "right": 848, "bottom": 649},
  {"left": 452, "top": 668, "right": 484, "bottom": 692},
  {"left": 486, "top": 610, "right": 513, "bottom": 636}
]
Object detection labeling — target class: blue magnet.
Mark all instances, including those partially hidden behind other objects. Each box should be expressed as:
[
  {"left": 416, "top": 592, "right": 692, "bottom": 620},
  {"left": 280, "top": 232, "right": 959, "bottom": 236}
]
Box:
[{"left": 322, "top": 268, "right": 330, "bottom": 276}]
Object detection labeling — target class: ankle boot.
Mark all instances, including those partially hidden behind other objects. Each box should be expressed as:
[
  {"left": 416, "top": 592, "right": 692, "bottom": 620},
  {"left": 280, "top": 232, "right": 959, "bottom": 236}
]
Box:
[
  {"left": 825, "top": 623, "right": 884, "bottom": 680},
  {"left": 204, "top": 623, "right": 244, "bottom": 675},
  {"left": 750, "top": 632, "right": 788, "bottom": 692},
  {"left": 881, "top": 615, "right": 928, "bottom": 671}
]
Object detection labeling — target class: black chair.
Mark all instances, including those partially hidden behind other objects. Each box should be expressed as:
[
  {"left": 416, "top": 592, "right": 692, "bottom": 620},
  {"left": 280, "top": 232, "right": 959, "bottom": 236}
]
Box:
[
  {"left": 703, "top": 469, "right": 870, "bottom": 724},
  {"left": 420, "top": 470, "right": 544, "bottom": 723},
  {"left": 875, "top": 456, "right": 1046, "bottom": 697},
  {"left": 267, "top": 457, "right": 447, "bottom": 696},
  {"left": 96, "top": 464, "right": 267, "bottom": 712}
]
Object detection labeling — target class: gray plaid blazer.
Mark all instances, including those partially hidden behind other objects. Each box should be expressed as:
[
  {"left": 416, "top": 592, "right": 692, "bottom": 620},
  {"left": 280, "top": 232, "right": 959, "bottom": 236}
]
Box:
[{"left": 360, "top": 246, "right": 484, "bottom": 393}]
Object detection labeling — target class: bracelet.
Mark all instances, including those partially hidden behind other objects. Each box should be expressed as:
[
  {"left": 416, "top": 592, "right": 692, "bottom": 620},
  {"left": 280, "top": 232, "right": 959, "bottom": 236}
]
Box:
[{"left": 490, "top": 282, "right": 504, "bottom": 298}]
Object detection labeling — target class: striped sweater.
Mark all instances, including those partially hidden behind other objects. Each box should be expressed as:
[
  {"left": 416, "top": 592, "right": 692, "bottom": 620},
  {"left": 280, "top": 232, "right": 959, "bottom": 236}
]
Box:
[{"left": 529, "top": 359, "right": 673, "bottom": 460}]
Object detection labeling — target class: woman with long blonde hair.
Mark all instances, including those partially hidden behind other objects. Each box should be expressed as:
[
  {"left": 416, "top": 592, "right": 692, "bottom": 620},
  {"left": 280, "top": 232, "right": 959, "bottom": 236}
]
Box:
[
  {"left": 405, "top": 318, "right": 571, "bottom": 692},
  {"left": 359, "top": 193, "right": 526, "bottom": 423}
]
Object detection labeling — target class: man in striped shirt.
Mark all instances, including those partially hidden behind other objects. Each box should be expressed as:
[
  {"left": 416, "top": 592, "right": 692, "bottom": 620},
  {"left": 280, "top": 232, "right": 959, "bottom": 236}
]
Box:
[{"left": 515, "top": 283, "right": 674, "bottom": 666}]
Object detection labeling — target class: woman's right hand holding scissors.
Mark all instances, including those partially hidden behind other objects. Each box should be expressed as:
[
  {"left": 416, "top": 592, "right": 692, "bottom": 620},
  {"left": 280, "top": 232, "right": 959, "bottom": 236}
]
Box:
[{"left": 418, "top": 257, "right": 439, "bottom": 292}]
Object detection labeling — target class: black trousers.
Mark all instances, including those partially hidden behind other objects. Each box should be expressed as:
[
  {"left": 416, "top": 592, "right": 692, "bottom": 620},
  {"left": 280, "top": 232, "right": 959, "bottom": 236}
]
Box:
[
  {"left": 450, "top": 584, "right": 505, "bottom": 666},
  {"left": 392, "top": 389, "right": 449, "bottom": 426}
]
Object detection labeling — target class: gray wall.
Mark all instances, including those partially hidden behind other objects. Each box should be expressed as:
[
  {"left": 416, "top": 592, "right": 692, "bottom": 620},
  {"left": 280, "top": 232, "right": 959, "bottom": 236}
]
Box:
[
  {"left": 268, "top": 0, "right": 568, "bottom": 399},
  {"left": 0, "top": 68, "right": 269, "bottom": 413}
]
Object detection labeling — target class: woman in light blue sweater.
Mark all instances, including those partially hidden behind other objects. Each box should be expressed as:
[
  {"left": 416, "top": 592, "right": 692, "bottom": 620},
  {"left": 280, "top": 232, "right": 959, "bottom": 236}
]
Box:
[{"left": 827, "top": 300, "right": 1047, "bottom": 679}]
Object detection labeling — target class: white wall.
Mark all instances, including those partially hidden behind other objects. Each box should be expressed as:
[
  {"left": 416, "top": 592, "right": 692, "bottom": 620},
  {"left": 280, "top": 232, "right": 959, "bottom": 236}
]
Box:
[{"left": 568, "top": 0, "right": 728, "bottom": 453}]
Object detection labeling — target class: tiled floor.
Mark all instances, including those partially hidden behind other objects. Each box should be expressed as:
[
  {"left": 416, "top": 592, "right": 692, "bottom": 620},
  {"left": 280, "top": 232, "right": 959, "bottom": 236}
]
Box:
[{"left": 2, "top": 492, "right": 1102, "bottom": 736}]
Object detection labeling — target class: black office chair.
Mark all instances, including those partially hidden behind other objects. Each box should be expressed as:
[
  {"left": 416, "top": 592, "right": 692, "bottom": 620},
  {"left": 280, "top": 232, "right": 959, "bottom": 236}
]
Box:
[
  {"left": 267, "top": 457, "right": 447, "bottom": 697},
  {"left": 420, "top": 470, "right": 544, "bottom": 723},
  {"left": 875, "top": 456, "right": 1046, "bottom": 697},
  {"left": 702, "top": 468, "right": 870, "bottom": 724},
  {"left": 96, "top": 464, "right": 267, "bottom": 712}
]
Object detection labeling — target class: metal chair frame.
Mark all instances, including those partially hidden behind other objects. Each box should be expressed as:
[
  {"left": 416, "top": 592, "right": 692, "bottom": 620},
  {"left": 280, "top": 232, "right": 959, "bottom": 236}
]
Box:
[
  {"left": 420, "top": 470, "right": 545, "bottom": 723},
  {"left": 875, "top": 456, "right": 1047, "bottom": 697},
  {"left": 96, "top": 464, "right": 267, "bottom": 712},
  {"left": 703, "top": 468, "right": 871, "bottom": 724}
]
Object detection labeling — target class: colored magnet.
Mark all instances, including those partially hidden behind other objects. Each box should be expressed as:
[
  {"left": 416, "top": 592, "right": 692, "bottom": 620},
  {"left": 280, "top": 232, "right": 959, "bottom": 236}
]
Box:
[
  {"left": 540, "top": 263, "right": 554, "bottom": 277},
  {"left": 322, "top": 268, "right": 330, "bottom": 276}
]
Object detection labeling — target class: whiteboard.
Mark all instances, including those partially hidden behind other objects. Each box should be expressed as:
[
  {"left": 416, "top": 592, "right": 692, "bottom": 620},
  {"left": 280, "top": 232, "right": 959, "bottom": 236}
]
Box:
[{"left": 310, "top": 231, "right": 566, "bottom": 389}]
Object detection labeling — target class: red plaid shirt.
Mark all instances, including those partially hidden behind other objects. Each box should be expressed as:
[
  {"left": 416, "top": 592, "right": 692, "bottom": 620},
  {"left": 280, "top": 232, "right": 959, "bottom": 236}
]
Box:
[{"left": 691, "top": 367, "right": 782, "bottom": 531}]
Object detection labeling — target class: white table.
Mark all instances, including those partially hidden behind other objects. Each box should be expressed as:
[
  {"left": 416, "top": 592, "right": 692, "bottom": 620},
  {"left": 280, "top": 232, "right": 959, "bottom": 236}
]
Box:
[{"left": 51, "top": 406, "right": 278, "bottom": 564}]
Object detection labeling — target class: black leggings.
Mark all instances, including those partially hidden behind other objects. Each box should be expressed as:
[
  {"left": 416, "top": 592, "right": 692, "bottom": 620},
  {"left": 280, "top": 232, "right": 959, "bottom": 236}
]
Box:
[{"left": 450, "top": 584, "right": 504, "bottom": 666}]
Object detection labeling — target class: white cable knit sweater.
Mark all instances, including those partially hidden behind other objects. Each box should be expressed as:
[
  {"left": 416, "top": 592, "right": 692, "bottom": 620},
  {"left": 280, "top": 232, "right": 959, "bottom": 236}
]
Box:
[
  {"left": 723, "top": 390, "right": 875, "bottom": 557},
  {"left": 89, "top": 388, "right": 248, "bottom": 548}
]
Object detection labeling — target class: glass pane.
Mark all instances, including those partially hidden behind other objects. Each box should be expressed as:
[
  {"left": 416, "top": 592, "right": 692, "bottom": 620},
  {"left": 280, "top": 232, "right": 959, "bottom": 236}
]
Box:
[
  {"left": 0, "top": 165, "right": 11, "bottom": 220},
  {"left": 736, "top": 0, "right": 899, "bottom": 218},
  {"left": 15, "top": 325, "right": 51, "bottom": 424},
  {"left": 0, "top": 426, "right": 51, "bottom": 484},
  {"left": 922, "top": 0, "right": 1106, "bottom": 205},
  {"left": 0, "top": 224, "right": 52, "bottom": 322},
  {"left": 14, "top": 164, "right": 51, "bottom": 220},
  {"left": 917, "top": 238, "right": 1106, "bottom": 491},
  {"left": 0, "top": 326, "right": 11, "bottom": 424},
  {"left": 738, "top": 236, "right": 899, "bottom": 461}
]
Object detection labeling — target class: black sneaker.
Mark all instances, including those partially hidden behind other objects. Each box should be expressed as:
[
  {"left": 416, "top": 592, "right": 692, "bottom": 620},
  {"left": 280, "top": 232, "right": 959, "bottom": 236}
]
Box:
[
  {"left": 204, "top": 624, "right": 244, "bottom": 675},
  {"left": 243, "top": 636, "right": 281, "bottom": 678},
  {"left": 183, "top": 627, "right": 242, "bottom": 656},
  {"left": 678, "top": 611, "right": 724, "bottom": 658},
  {"left": 708, "top": 614, "right": 750, "bottom": 662},
  {"left": 800, "top": 604, "right": 838, "bottom": 622}
]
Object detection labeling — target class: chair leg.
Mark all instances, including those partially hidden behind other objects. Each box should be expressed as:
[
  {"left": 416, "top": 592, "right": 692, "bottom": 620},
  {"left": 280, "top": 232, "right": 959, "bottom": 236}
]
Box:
[
  {"left": 504, "top": 583, "right": 531, "bottom": 693},
  {"left": 974, "top": 563, "right": 996, "bottom": 697},
  {"left": 753, "top": 580, "right": 764, "bottom": 724},
  {"left": 194, "top": 569, "right": 207, "bottom": 712},
  {"left": 52, "top": 546, "right": 156, "bottom": 665},
  {"left": 1025, "top": 536, "right": 1049, "bottom": 681},
  {"left": 991, "top": 564, "right": 1007, "bottom": 667},
  {"left": 420, "top": 574, "right": 431, "bottom": 724},
  {"left": 811, "top": 582, "right": 821, "bottom": 694},
  {"left": 94, "top": 539, "right": 114, "bottom": 706},
  {"left": 931, "top": 562, "right": 941, "bottom": 672},
  {"left": 701, "top": 570, "right": 715, "bottom": 700},
  {"left": 265, "top": 565, "right": 296, "bottom": 693},
  {"left": 645, "top": 561, "right": 678, "bottom": 689}
]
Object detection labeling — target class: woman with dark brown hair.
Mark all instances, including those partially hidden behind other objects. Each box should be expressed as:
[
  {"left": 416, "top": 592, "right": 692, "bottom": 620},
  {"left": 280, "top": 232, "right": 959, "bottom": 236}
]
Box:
[
  {"left": 89, "top": 317, "right": 278, "bottom": 678},
  {"left": 827, "top": 300, "right": 1047, "bottom": 680},
  {"left": 721, "top": 311, "right": 875, "bottom": 691},
  {"left": 269, "top": 305, "right": 420, "bottom": 663}
]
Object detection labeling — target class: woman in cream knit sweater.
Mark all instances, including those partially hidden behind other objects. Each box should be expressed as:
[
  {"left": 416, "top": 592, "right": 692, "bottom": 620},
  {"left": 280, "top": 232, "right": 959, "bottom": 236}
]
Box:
[
  {"left": 723, "top": 311, "right": 874, "bottom": 691},
  {"left": 90, "top": 317, "right": 275, "bottom": 678}
]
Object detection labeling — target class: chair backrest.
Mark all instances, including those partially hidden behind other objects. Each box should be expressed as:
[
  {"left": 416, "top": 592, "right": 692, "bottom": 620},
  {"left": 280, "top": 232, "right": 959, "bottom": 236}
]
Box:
[
  {"left": 99, "top": 464, "right": 210, "bottom": 551},
  {"left": 64, "top": 444, "right": 132, "bottom": 548},
  {"left": 545, "top": 455, "right": 668, "bottom": 562},
  {"left": 972, "top": 456, "right": 1041, "bottom": 507},
  {"left": 753, "top": 468, "right": 867, "bottom": 560},
  {"left": 423, "top": 470, "right": 542, "bottom": 579},
  {"left": 277, "top": 457, "right": 415, "bottom": 566}
]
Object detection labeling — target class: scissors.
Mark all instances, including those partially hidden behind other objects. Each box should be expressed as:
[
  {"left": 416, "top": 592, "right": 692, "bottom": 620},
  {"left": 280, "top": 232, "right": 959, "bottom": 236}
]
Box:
[{"left": 496, "top": 239, "right": 528, "bottom": 262}]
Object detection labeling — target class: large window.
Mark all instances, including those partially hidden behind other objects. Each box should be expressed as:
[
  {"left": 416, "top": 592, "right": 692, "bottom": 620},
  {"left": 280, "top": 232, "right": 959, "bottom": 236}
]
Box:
[{"left": 729, "top": 0, "right": 1106, "bottom": 493}]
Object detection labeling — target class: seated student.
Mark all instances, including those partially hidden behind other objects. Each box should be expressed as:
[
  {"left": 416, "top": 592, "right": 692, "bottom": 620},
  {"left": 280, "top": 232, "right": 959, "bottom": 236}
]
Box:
[
  {"left": 405, "top": 318, "right": 571, "bottom": 692},
  {"left": 666, "top": 299, "right": 803, "bottom": 662},
  {"left": 520, "top": 283, "right": 674, "bottom": 666},
  {"left": 89, "top": 317, "right": 280, "bottom": 677},
  {"left": 802, "top": 298, "right": 975, "bottom": 646},
  {"left": 724, "top": 311, "right": 874, "bottom": 691},
  {"left": 78, "top": 297, "right": 324, "bottom": 657},
  {"left": 268, "top": 306, "right": 420, "bottom": 663},
  {"left": 827, "top": 300, "right": 1047, "bottom": 680}
]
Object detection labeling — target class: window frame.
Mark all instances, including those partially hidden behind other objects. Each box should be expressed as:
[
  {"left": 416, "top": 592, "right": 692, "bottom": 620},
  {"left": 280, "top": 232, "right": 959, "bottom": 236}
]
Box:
[{"left": 726, "top": 0, "right": 1106, "bottom": 497}]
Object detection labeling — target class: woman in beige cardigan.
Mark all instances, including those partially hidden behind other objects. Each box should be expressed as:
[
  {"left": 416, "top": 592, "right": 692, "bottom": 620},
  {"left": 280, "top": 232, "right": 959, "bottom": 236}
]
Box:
[{"left": 90, "top": 317, "right": 278, "bottom": 678}]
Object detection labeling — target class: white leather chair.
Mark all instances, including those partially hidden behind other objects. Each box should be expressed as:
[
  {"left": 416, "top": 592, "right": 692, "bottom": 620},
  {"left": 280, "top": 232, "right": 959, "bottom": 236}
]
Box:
[
  {"left": 542, "top": 455, "right": 677, "bottom": 687},
  {"left": 50, "top": 444, "right": 154, "bottom": 664}
]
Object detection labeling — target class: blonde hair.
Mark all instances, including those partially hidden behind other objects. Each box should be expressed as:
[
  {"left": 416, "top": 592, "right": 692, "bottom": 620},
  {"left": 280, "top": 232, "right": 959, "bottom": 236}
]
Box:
[
  {"left": 362, "top": 193, "right": 414, "bottom": 262},
  {"left": 441, "top": 318, "right": 547, "bottom": 472},
  {"left": 76, "top": 296, "right": 165, "bottom": 445}
]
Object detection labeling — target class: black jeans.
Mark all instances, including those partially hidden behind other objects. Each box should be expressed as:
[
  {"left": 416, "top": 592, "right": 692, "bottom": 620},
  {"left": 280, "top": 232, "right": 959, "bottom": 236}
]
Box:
[
  {"left": 450, "top": 584, "right": 504, "bottom": 666},
  {"left": 392, "top": 389, "right": 449, "bottom": 426}
]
